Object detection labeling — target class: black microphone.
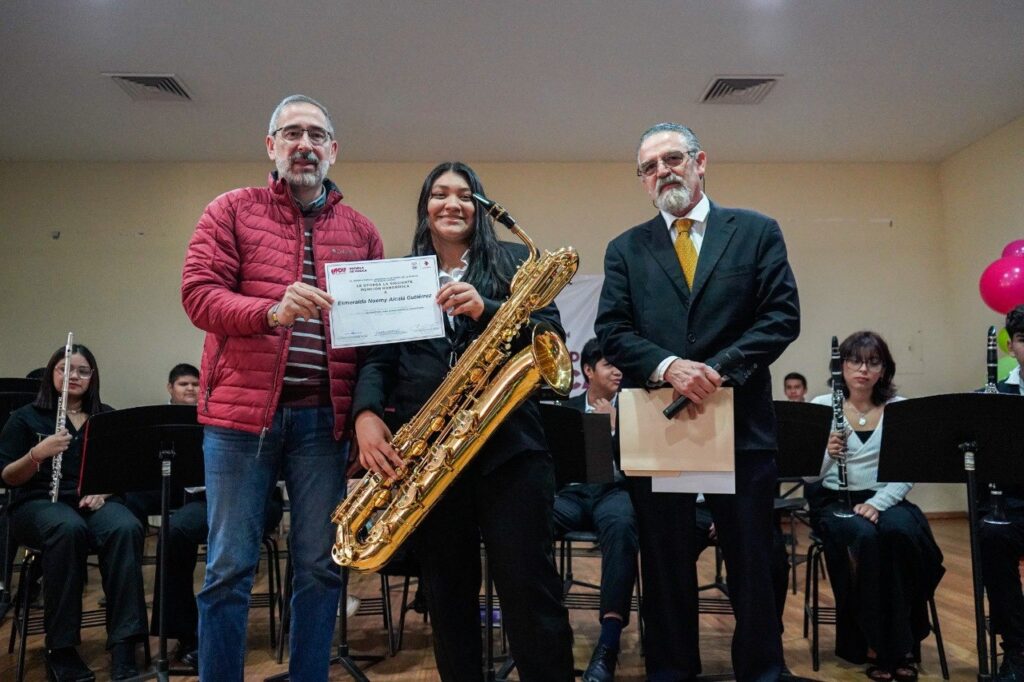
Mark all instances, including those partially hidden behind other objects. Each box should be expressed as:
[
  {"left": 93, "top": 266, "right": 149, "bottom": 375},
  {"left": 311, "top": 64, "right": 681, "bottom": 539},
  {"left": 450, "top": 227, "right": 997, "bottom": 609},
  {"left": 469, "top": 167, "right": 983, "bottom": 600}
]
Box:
[{"left": 662, "top": 349, "right": 746, "bottom": 419}]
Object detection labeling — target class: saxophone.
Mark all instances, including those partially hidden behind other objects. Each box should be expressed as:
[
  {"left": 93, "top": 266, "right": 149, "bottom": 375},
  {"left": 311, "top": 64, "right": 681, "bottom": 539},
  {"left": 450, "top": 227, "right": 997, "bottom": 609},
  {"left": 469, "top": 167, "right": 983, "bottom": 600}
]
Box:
[{"left": 331, "top": 194, "right": 578, "bottom": 572}]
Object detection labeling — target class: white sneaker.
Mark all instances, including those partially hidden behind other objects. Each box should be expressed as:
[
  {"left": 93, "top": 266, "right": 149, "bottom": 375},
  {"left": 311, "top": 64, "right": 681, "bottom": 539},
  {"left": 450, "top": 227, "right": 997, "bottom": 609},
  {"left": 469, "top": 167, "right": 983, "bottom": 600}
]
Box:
[{"left": 346, "top": 595, "right": 361, "bottom": 617}]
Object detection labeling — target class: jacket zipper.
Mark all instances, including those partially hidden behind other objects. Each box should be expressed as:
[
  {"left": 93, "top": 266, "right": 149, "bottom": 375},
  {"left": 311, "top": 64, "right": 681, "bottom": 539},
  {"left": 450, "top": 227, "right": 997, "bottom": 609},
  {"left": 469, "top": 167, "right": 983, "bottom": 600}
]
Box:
[
  {"left": 203, "top": 344, "right": 227, "bottom": 415},
  {"left": 258, "top": 201, "right": 304, "bottom": 454}
]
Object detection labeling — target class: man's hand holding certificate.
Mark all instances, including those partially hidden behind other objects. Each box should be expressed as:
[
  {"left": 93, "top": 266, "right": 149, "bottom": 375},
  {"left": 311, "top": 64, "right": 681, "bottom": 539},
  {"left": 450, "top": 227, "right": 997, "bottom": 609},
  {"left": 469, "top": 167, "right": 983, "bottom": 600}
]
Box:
[{"left": 326, "top": 255, "right": 445, "bottom": 348}]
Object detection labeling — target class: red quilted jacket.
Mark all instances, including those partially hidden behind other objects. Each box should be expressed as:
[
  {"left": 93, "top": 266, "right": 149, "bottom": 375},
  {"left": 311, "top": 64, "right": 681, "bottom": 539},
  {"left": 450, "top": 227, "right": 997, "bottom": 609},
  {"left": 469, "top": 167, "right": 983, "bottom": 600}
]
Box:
[{"left": 181, "top": 174, "right": 384, "bottom": 438}]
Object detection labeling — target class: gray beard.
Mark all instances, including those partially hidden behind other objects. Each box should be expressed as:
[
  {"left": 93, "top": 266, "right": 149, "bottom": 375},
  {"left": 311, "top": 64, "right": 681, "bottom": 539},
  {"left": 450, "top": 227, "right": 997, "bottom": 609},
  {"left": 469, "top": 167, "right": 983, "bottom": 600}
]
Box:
[
  {"left": 276, "top": 154, "right": 329, "bottom": 189},
  {"left": 655, "top": 183, "right": 693, "bottom": 215}
]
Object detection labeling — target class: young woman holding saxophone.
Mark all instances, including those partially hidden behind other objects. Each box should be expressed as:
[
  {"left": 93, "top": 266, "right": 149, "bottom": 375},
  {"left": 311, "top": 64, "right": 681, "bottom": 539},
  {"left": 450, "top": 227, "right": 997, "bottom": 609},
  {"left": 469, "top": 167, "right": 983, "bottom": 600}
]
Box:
[{"left": 352, "top": 162, "right": 574, "bottom": 682}]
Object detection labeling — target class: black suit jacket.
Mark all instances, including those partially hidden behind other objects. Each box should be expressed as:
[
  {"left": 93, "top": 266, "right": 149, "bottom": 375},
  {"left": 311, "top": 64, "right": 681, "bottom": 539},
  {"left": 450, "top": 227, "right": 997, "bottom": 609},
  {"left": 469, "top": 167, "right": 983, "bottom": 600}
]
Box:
[
  {"left": 997, "top": 380, "right": 1021, "bottom": 395},
  {"left": 596, "top": 202, "right": 800, "bottom": 452},
  {"left": 352, "top": 241, "right": 563, "bottom": 475},
  {"left": 564, "top": 392, "right": 588, "bottom": 413},
  {"left": 994, "top": 379, "right": 1024, "bottom": 505}
]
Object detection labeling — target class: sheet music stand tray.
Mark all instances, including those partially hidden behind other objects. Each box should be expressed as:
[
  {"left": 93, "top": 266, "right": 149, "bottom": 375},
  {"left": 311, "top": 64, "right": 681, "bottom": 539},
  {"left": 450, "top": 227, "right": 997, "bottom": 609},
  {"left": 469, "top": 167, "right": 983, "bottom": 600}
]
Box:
[
  {"left": 878, "top": 393, "right": 1024, "bottom": 681},
  {"left": 80, "top": 405, "right": 203, "bottom": 681},
  {"left": 772, "top": 401, "right": 832, "bottom": 479},
  {"left": 540, "top": 402, "right": 614, "bottom": 487},
  {"left": 0, "top": 378, "right": 40, "bottom": 625}
]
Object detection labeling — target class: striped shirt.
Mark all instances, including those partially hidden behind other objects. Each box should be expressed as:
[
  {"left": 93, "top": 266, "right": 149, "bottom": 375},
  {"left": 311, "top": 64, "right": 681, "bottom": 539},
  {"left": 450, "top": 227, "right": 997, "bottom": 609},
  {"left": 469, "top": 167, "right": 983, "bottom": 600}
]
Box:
[{"left": 280, "top": 206, "right": 330, "bottom": 407}]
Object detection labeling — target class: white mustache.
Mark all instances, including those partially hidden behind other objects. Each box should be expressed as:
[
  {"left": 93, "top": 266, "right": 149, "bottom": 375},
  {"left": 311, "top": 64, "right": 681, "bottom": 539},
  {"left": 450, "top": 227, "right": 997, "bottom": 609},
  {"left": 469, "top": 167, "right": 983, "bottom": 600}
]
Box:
[
  {"left": 656, "top": 173, "right": 684, "bottom": 192},
  {"left": 290, "top": 151, "right": 318, "bottom": 165}
]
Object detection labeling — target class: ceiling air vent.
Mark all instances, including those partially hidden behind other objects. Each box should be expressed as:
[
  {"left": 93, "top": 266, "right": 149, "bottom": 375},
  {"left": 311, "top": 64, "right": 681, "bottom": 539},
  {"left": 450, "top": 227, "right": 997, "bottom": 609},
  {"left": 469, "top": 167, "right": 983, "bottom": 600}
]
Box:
[
  {"left": 105, "top": 73, "right": 192, "bottom": 102},
  {"left": 700, "top": 76, "right": 779, "bottom": 105}
]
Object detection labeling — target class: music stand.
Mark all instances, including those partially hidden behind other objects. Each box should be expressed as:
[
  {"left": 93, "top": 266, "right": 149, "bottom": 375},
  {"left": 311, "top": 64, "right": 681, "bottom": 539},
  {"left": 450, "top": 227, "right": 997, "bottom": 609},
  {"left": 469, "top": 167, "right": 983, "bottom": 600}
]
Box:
[
  {"left": 772, "top": 401, "right": 832, "bottom": 479},
  {"left": 0, "top": 378, "right": 41, "bottom": 625},
  {"left": 878, "top": 393, "right": 1024, "bottom": 681},
  {"left": 80, "top": 405, "right": 203, "bottom": 681},
  {"left": 540, "top": 403, "right": 614, "bottom": 487}
]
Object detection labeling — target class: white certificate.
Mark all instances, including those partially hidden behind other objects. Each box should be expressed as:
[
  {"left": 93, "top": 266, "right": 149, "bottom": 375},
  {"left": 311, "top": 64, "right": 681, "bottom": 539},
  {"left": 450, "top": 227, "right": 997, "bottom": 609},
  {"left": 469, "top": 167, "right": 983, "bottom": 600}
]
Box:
[{"left": 325, "top": 255, "right": 445, "bottom": 348}]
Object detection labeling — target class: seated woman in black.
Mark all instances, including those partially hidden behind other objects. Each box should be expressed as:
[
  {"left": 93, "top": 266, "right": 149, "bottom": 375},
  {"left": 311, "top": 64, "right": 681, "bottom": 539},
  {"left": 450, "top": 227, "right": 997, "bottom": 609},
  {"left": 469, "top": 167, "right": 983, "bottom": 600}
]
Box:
[
  {"left": 808, "top": 331, "right": 944, "bottom": 682},
  {"left": 0, "top": 344, "right": 147, "bottom": 681},
  {"left": 353, "top": 162, "right": 573, "bottom": 681}
]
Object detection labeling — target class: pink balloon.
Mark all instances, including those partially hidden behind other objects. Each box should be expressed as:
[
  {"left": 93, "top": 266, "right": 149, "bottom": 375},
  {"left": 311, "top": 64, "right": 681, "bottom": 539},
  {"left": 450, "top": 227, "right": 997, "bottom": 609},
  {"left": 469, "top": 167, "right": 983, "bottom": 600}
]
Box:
[
  {"left": 980, "top": 256, "right": 1024, "bottom": 314},
  {"left": 1003, "top": 240, "right": 1024, "bottom": 259}
]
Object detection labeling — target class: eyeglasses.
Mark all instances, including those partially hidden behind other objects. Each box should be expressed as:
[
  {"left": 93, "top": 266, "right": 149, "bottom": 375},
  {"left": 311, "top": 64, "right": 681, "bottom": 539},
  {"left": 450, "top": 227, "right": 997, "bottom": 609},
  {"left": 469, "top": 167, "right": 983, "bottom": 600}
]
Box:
[
  {"left": 637, "top": 150, "right": 698, "bottom": 178},
  {"left": 271, "top": 125, "right": 332, "bottom": 146},
  {"left": 56, "top": 365, "right": 94, "bottom": 379},
  {"left": 843, "top": 357, "right": 884, "bottom": 372}
]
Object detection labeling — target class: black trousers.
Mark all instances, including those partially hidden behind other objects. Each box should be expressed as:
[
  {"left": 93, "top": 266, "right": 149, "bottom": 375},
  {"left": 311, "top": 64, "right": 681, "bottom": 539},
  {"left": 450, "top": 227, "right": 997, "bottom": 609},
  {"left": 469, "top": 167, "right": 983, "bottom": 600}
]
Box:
[
  {"left": 413, "top": 450, "right": 573, "bottom": 682},
  {"left": 150, "top": 499, "right": 206, "bottom": 641},
  {"left": 552, "top": 481, "right": 638, "bottom": 625},
  {"left": 694, "top": 501, "right": 790, "bottom": 630},
  {"left": 630, "top": 450, "right": 784, "bottom": 682},
  {"left": 980, "top": 511, "right": 1024, "bottom": 655},
  {"left": 10, "top": 497, "right": 147, "bottom": 650},
  {"left": 149, "top": 496, "right": 285, "bottom": 641},
  {"left": 811, "top": 491, "right": 942, "bottom": 666}
]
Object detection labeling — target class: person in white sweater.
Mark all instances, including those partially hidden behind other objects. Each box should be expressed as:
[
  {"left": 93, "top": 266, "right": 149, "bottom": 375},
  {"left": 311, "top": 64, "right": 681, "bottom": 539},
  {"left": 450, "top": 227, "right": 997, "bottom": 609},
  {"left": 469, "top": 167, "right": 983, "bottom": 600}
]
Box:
[{"left": 808, "top": 331, "right": 944, "bottom": 682}]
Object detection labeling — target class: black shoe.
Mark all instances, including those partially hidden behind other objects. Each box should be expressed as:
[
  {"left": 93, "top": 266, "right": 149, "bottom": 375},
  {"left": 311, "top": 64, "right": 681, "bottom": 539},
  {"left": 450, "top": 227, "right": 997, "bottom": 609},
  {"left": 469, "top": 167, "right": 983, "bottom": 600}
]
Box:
[
  {"left": 582, "top": 643, "right": 618, "bottom": 682},
  {"left": 44, "top": 647, "right": 95, "bottom": 682},
  {"left": 997, "top": 655, "right": 1024, "bottom": 681},
  {"left": 172, "top": 637, "right": 197, "bottom": 661},
  {"left": 110, "top": 641, "right": 138, "bottom": 680},
  {"left": 180, "top": 648, "right": 199, "bottom": 672},
  {"left": 409, "top": 590, "right": 429, "bottom": 615}
]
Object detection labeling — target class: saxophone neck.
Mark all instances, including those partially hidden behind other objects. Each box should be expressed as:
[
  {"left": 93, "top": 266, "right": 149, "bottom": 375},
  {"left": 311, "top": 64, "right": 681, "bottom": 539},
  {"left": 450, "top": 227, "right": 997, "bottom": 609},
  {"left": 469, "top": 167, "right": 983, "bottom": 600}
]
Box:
[
  {"left": 510, "top": 225, "right": 539, "bottom": 264},
  {"left": 472, "top": 192, "right": 539, "bottom": 263}
]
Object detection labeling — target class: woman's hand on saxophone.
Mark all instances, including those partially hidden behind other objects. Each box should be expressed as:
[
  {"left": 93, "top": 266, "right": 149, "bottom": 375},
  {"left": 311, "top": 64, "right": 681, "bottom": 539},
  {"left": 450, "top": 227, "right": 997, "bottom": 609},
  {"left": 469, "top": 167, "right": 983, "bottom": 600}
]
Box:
[
  {"left": 355, "top": 411, "right": 403, "bottom": 479},
  {"left": 826, "top": 430, "right": 847, "bottom": 461}
]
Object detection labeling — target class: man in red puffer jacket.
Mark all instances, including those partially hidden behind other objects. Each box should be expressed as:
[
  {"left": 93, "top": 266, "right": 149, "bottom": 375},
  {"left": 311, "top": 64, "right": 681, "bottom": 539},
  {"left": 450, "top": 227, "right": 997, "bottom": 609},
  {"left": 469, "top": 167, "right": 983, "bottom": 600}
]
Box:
[{"left": 181, "top": 94, "right": 383, "bottom": 682}]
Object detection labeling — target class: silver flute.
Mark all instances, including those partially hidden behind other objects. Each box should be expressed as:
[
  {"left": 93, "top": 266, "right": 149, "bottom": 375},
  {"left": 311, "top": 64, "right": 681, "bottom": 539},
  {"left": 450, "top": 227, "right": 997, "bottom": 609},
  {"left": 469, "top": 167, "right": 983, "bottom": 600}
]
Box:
[{"left": 51, "top": 332, "right": 73, "bottom": 503}]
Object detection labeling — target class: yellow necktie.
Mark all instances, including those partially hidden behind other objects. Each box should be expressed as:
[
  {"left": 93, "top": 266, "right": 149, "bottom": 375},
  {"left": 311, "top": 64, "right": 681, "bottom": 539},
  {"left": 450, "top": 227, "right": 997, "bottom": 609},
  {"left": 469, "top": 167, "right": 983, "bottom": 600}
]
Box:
[{"left": 673, "top": 218, "right": 697, "bottom": 287}]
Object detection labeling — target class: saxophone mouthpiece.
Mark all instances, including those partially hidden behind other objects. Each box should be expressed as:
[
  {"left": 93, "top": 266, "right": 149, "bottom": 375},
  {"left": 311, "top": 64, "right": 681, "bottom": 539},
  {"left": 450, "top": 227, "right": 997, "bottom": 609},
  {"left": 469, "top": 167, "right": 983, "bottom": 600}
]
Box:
[{"left": 472, "top": 193, "right": 517, "bottom": 229}]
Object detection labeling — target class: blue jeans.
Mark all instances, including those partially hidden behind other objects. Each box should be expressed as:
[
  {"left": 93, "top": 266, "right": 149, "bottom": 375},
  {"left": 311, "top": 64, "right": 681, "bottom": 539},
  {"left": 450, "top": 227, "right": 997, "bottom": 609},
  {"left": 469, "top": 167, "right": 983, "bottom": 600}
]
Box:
[{"left": 197, "top": 406, "right": 347, "bottom": 681}]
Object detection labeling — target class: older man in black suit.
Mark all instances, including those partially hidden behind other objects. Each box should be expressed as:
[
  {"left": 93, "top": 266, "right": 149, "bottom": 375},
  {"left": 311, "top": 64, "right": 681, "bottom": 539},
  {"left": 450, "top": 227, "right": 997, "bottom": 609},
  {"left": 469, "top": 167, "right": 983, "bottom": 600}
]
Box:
[{"left": 596, "top": 123, "right": 800, "bottom": 682}]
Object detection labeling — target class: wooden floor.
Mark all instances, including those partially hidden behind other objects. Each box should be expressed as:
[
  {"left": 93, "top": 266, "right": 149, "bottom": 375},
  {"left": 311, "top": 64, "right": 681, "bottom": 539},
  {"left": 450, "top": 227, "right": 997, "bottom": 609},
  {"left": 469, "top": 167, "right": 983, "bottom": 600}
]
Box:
[{"left": 0, "top": 518, "right": 986, "bottom": 681}]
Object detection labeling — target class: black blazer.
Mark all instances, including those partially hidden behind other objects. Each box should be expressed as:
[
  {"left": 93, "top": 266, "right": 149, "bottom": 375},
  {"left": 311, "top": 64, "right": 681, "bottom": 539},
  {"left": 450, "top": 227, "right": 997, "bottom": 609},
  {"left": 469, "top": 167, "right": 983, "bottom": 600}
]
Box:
[
  {"left": 352, "top": 241, "right": 564, "bottom": 475},
  {"left": 997, "top": 380, "right": 1021, "bottom": 395},
  {"left": 596, "top": 202, "right": 800, "bottom": 452},
  {"left": 563, "top": 392, "right": 588, "bottom": 413}
]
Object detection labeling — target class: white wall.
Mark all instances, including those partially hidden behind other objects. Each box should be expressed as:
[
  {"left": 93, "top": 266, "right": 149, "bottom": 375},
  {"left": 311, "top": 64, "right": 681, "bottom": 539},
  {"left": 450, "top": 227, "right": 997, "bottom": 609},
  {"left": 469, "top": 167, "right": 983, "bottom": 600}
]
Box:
[{"left": 2, "top": 118, "right": 1022, "bottom": 510}]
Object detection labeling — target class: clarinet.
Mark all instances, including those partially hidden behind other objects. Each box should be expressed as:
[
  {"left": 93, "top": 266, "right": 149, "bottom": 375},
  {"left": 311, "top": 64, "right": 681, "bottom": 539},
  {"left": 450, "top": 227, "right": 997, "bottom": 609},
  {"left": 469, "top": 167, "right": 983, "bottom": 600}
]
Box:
[
  {"left": 50, "top": 332, "right": 73, "bottom": 503},
  {"left": 831, "top": 335, "right": 855, "bottom": 518},
  {"left": 983, "top": 325, "right": 1009, "bottom": 524}
]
